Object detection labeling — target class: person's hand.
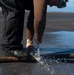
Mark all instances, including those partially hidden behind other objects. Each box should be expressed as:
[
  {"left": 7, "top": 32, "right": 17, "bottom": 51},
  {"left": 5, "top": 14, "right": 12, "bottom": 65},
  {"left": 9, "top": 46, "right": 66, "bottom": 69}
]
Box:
[
  {"left": 34, "top": 33, "right": 42, "bottom": 44},
  {"left": 35, "top": 38, "right": 42, "bottom": 44}
]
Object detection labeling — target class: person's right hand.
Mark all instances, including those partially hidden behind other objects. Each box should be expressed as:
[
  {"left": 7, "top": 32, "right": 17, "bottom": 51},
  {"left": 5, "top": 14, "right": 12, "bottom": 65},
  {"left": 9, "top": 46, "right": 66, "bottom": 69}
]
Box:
[{"left": 34, "top": 33, "right": 42, "bottom": 44}]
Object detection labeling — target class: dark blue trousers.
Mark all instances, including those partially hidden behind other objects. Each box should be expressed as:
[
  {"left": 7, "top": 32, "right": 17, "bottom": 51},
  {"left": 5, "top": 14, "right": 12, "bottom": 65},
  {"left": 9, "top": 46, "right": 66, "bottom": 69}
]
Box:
[{"left": 0, "top": 0, "right": 47, "bottom": 51}]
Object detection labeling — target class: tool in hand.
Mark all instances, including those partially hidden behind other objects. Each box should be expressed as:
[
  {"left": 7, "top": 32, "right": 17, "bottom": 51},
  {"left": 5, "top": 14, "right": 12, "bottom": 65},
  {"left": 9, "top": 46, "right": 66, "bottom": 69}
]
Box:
[{"left": 33, "top": 44, "right": 41, "bottom": 61}]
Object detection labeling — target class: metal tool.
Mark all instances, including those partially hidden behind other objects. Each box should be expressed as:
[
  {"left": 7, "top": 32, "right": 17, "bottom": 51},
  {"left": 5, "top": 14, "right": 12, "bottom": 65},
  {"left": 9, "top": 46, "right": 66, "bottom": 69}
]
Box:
[
  {"left": 37, "top": 44, "right": 40, "bottom": 58},
  {"left": 33, "top": 44, "right": 41, "bottom": 61}
]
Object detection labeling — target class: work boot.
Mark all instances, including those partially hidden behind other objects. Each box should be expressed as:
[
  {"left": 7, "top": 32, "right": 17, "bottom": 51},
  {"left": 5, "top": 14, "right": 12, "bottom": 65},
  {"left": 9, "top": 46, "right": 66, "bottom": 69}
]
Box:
[{"left": 0, "top": 49, "right": 28, "bottom": 62}]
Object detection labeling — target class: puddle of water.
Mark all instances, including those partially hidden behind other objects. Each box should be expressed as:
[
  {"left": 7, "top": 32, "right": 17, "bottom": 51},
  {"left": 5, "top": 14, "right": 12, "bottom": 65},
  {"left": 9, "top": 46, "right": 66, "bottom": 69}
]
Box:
[
  {"left": 37, "top": 56, "right": 68, "bottom": 75},
  {"left": 0, "top": 68, "right": 2, "bottom": 75},
  {"left": 0, "top": 57, "right": 74, "bottom": 75},
  {"left": 32, "top": 31, "right": 74, "bottom": 59},
  {"left": 40, "top": 31, "right": 74, "bottom": 49},
  {"left": 37, "top": 54, "right": 74, "bottom": 75},
  {"left": 50, "top": 31, "right": 74, "bottom": 47},
  {"left": 0, "top": 31, "right": 74, "bottom": 75}
]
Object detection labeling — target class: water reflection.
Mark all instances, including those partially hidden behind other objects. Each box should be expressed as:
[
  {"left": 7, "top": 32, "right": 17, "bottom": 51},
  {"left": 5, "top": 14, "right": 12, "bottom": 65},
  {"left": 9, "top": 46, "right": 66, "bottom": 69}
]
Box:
[
  {"left": 50, "top": 31, "right": 74, "bottom": 48},
  {"left": 0, "top": 61, "right": 74, "bottom": 75},
  {"left": 0, "top": 63, "right": 50, "bottom": 75},
  {"left": 42, "top": 31, "right": 74, "bottom": 48},
  {"left": 0, "top": 31, "right": 74, "bottom": 75}
]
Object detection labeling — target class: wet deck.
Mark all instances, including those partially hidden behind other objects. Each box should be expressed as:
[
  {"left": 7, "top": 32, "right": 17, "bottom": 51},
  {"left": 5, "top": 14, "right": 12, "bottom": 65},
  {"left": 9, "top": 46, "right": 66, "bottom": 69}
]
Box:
[{"left": 0, "top": 12, "right": 74, "bottom": 75}]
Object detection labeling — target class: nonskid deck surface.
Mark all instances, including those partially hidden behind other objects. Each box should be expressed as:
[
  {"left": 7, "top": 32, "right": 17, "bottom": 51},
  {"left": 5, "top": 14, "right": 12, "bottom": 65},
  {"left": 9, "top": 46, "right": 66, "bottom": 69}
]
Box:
[{"left": 0, "top": 48, "right": 74, "bottom": 62}]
